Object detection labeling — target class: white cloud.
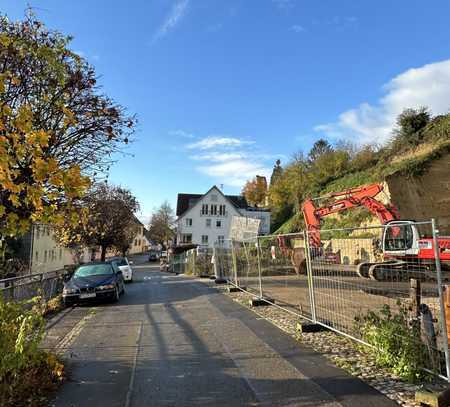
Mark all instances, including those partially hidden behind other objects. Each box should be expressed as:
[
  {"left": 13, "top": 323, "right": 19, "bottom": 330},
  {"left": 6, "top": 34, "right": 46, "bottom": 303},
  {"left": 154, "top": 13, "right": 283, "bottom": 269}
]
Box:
[
  {"left": 183, "top": 135, "right": 275, "bottom": 188},
  {"left": 197, "top": 160, "right": 270, "bottom": 187},
  {"left": 187, "top": 136, "right": 254, "bottom": 150},
  {"left": 315, "top": 59, "right": 450, "bottom": 144},
  {"left": 169, "top": 129, "right": 194, "bottom": 139},
  {"left": 153, "top": 0, "right": 189, "bottom": 42},
  {"left": 291, "top": 24, "right": 305, "bottom": 33},
  {"left": 190, "top": 152, "right": 246, "bottom": 162}
]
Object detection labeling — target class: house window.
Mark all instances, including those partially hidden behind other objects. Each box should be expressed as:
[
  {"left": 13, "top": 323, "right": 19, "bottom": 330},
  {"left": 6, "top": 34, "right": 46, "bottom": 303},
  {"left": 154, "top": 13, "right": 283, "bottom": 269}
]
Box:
[
  {"left": 201, "top": 235, "right": 208, "bottom": 244},
  {"left": 44, "top": 250, "right": 47, "bottom": 263},
  {"left": 185, "top": 218, "right": 192, "bottom": 227},
  {"left": 47, "top": 227, "right": 50, "bottom": 236},
  {"left": 210, "top": 204, "right": 217, "bottom": 215},
  {"left": 201, "top": 204, "right": 209, "bottom": 215},
  {"left": 181, "top": 234, "right": 192, "bottom": 243},
  {"left": 218, "top": 235, "right": 224, "bottom": 245},
  {"left": 134, "top": 239, "right": 138, "bottom": 246},
  {"left": 211, "top": 194, "right": 218, "bottom": 202},
  {"left": 206, "top": 219, "right": 211, "bottom": 228},
  {"left": 36, "top": 226, "right": 40, "bottom": 240},
  {"left": 216, "top": 220, "right": 222, "bottom": 228},
  {"left": 219, "top": 205, "right": 226, "bottom": 216},
  {"left": 35, "top": 251, "right": 39, "bottom": 261},
  {"left": 59, "top": 248, "right": 62, "bottom": 260}
]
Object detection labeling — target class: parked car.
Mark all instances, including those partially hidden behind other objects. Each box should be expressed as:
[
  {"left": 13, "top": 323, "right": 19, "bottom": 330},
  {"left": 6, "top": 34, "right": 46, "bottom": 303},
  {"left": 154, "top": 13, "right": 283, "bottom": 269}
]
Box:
[
  {"left": 111, "top": 256, "right": 133, "bottom": 282},
  {"left": 148, "top": 252, "right": 158, "bottom": 262},
  {"left": 62, "top": 262, "right": 125, "bottom": 306}
]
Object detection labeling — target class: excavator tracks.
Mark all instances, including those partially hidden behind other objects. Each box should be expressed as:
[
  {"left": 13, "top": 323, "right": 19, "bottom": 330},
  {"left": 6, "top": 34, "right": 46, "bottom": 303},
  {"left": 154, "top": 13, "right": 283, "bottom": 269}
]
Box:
[{"left": 356, "top": 260, "right": 450, "bottom": 282}]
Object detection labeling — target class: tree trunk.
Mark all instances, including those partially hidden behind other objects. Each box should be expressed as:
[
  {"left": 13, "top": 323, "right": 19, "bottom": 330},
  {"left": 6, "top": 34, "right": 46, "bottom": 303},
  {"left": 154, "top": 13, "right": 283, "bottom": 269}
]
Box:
[{"left": 101, "top": 245, "right": 107, "bottom": 261}]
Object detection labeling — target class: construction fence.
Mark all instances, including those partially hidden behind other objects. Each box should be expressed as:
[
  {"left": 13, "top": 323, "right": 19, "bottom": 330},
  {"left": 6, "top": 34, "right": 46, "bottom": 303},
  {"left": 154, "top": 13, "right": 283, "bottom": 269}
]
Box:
[
  {"left": 215, "top": 219, "right": 450, "bottom": 382},
  {"left": 171, "top": 248, "right": 214, "bottom": 277}
]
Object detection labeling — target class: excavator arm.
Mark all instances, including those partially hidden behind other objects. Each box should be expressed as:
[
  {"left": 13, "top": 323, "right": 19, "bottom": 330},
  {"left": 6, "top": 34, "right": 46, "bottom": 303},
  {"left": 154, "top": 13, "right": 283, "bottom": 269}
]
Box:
[{"left": 302, "top": 183, "right": 399, "bottom": 247}]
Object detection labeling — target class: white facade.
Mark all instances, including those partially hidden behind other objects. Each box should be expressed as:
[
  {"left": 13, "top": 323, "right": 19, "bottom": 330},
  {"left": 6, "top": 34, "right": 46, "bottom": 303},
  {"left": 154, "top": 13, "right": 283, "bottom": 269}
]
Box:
[
  {"left": 176, "top": 186, "right": 271, "bottom": 248},
  {"left": 28, "top": 224, "right": 91, "bottom": 274}
]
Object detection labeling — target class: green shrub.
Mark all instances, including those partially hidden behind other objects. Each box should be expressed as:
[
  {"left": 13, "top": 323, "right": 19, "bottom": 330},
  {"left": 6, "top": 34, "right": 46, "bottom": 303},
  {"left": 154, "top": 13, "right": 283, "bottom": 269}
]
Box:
[
  {"left": 0, "top": 296, "right": 64, "bottom": 406},
  {"left": 356, "top": 303, "right": 431, "bottom": 383}
]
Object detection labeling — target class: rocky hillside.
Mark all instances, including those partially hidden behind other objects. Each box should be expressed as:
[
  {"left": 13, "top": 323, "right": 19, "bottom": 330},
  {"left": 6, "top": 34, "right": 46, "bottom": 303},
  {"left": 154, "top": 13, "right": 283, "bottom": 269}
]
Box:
[{"left": 273, "top": 111, "right": 450, "bottom": 234}]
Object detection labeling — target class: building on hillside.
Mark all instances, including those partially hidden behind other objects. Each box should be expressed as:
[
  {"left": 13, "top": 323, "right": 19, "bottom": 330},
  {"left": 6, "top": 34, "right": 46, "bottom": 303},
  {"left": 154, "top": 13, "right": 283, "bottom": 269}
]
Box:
[{"left": 175, "top": 185, "right": 270, "bottom": 248}]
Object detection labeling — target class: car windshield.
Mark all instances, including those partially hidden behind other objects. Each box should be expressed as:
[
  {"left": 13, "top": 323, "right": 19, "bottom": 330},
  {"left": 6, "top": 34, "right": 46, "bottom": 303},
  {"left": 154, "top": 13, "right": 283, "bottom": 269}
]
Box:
[
  {"left": 112, "top": 258, "right": 128, "bottom": 266},
  {"left": 74, "top": 264, "right": 114, "bottom": 277}
]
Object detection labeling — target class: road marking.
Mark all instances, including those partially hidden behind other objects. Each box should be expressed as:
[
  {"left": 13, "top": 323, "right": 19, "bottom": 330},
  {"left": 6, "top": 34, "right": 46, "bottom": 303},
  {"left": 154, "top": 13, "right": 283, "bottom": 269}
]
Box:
[
  {"left": 54, "top": 309, "right": 95, "bottom": 355},
  {"left": 124, "top": 321, "right": 143, "bottom": 407}
]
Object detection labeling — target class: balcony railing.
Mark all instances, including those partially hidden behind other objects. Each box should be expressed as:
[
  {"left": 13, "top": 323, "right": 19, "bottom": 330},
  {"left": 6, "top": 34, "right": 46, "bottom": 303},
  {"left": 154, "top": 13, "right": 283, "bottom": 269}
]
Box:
[{"left": 199, "top": 211, "right": 228, "bottom": 217}]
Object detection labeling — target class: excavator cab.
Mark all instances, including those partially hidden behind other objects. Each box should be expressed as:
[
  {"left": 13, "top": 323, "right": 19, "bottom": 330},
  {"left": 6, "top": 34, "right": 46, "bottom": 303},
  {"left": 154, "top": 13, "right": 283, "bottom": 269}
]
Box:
[{"left": 382, "top": 221, "right": 419, "bottom": 256}]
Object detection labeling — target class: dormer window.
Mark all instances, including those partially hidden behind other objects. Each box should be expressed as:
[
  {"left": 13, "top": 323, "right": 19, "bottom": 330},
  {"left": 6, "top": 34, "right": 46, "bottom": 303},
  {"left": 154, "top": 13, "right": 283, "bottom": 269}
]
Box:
[{"left": 201, "top": 204, "right": 208, "bottom": 215}]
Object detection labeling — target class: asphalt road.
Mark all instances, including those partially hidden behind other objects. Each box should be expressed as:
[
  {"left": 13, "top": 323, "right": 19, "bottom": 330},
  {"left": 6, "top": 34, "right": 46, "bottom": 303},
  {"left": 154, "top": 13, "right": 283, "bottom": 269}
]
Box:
[{"left": 46, "top": 255, "right": 397, "bottom": 407}]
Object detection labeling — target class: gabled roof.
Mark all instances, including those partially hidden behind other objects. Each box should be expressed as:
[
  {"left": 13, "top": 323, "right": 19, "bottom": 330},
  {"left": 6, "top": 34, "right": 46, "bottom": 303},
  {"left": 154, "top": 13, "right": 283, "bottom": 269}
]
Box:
[
  {"left": 176, "top": 185, "right": 249, "bottom": 217},
  {"left": 176, "top": 193, "right": 203, "bottom": 216}
]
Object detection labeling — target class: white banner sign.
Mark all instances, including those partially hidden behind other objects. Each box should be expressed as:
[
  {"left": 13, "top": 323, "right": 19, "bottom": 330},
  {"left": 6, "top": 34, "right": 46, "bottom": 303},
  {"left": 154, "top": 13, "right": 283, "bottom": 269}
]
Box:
[{"left": 230, "top": 216, "right": 261, "bottom": 242}]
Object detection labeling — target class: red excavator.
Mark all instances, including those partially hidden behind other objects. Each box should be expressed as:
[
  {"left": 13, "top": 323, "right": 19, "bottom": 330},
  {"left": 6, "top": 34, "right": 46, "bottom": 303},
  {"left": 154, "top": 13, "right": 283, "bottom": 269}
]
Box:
[{"left": 279, "top": 183, "right": 450, "bottom": 281}]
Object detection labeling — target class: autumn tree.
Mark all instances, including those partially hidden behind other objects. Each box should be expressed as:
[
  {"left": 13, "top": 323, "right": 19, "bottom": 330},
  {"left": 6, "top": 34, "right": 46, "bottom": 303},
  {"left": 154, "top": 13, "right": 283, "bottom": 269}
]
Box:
[
  {"left": 0, "top": 13, "right": 135, "bottom": 245},
  {"left": 148, "top": 201, "right": 175, "bottom": 246},
  {"left": 242, "top": 175, "right": 268, "bottom": 207},
  {"left": 57, "top": 183, "right": 140, "bottom": 261}
]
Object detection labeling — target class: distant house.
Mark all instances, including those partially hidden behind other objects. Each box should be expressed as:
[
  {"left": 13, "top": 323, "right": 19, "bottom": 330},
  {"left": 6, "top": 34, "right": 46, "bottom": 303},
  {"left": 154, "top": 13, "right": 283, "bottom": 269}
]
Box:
[
  {"left": 175, "top": 185, "right": 270, "bottom": 248},
  {"left": 126, "top": 216, "right": 147, "bottom": 255},
  {"left": 18, "top": 223, "right": 91, "bottom": 274}
]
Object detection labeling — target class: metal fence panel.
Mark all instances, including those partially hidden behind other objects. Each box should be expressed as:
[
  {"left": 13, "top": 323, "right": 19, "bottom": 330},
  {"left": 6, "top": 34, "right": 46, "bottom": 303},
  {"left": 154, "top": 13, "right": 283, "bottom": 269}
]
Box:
[
  {"left": 0, "top": 269, "right": 68, "bottom": 303},
  {"left": 307, "top": 221, "right": 449, "bottom": 380},
  {"left": 229, "top": 239, "right": 260, "bottom": 295},
  {"left": 257, "top": 233, "right": 313, "bottom": 320}
]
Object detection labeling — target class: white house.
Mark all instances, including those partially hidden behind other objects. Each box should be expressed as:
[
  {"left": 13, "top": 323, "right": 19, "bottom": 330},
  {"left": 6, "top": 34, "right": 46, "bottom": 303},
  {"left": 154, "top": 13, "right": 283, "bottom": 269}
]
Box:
[{"left": 176, "top": 186, "right": 270, "bottom": 248}]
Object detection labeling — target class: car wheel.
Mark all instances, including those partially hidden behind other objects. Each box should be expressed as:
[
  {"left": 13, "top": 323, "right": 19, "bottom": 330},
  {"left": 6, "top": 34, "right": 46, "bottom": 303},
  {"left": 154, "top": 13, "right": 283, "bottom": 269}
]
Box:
[
  {"left": 113, "top": 285, "right": 120, "bottom": 302},
  {"left": 121, "top": 283, "right": 125, "bottom": 295}
]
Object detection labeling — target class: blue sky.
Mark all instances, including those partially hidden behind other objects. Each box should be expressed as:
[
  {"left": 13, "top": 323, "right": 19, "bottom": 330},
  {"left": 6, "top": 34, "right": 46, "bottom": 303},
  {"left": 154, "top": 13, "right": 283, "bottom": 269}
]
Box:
[{"left": 2, "top": 0, "right": 450, "bottom": 223}]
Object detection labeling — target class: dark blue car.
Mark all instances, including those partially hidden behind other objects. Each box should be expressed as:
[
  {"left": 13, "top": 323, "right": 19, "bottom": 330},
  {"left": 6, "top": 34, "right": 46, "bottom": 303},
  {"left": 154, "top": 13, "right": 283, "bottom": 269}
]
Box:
[{"left": 62, "top": 261, "right": 125, "bottom": 306}]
